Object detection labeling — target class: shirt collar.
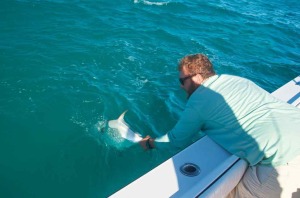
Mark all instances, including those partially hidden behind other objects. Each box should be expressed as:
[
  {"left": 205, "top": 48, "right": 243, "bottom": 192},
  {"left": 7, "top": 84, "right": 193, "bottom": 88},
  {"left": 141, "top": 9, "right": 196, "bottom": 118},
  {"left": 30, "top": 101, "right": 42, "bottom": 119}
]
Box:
[{"left": 201, "top": 74, "right": 219, "bottom": 87}]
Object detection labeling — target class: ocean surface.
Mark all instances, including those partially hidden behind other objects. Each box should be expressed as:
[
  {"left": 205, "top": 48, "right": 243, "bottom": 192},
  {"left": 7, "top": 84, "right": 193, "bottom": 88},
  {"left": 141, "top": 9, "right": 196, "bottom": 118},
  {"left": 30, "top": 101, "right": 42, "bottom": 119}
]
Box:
[{"left": 0, "top": 0, "right": 299, "bottom": 197}]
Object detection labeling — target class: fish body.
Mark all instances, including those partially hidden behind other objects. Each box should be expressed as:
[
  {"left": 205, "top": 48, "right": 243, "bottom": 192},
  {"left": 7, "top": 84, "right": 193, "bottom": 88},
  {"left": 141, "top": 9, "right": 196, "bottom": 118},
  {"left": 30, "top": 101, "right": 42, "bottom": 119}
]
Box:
[{"left": 108, "top": 111, "right": 142, "bottom": 142}]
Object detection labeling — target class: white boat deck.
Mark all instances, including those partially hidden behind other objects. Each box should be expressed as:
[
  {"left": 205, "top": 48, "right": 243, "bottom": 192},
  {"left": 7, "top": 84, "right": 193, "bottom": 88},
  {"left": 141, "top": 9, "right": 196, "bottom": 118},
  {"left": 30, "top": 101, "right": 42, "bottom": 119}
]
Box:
[
  {"left": 272, "top": 76, "right": 300, "bottom": 107},
  {"left": 111, "top": 75, "right": 300, "bottom": 198}
]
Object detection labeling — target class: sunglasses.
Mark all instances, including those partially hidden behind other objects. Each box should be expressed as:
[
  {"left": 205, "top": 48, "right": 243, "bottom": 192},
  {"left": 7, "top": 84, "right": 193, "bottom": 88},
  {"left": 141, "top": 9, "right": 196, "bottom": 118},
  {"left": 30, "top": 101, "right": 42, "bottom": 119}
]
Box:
[{"left": 179, "top": 74, "right": 198, "bottom": 85}]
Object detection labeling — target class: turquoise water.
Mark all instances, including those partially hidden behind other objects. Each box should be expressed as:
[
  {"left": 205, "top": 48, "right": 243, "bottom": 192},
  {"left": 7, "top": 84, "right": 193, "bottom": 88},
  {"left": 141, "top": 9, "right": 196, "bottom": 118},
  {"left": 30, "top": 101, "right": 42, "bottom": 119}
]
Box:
[{"left": 0, "top": 0, "right": 299, "bottom": 197}]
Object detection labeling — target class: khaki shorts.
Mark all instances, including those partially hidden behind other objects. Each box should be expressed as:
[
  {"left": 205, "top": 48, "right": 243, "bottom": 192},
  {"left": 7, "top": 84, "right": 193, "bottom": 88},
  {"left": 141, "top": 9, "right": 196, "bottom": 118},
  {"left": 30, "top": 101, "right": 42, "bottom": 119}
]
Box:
[{"left": 227, "top": 155, "right": 300, "bottom": 198}]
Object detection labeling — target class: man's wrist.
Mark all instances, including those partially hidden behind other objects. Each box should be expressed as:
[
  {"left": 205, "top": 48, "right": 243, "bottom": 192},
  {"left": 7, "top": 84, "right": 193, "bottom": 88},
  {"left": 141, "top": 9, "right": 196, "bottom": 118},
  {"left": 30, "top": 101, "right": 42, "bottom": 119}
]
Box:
[{"left": 146, "top": 138, "right": 154, "bottom": 149}]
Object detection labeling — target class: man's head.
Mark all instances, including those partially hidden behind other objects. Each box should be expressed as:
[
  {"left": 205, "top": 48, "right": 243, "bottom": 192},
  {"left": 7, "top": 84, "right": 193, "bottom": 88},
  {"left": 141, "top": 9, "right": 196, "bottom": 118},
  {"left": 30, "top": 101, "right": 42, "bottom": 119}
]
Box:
[{"left": 178, "top": 54, "right": 215, "bottom": 97}]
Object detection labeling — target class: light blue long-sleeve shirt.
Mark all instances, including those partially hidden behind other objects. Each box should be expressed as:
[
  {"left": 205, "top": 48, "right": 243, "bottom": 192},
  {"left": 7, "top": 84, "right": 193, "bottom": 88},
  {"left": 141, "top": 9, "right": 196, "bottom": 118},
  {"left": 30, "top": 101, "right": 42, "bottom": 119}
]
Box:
[{"left": 155, "top": 74, "right": 300, "bottom": 166}]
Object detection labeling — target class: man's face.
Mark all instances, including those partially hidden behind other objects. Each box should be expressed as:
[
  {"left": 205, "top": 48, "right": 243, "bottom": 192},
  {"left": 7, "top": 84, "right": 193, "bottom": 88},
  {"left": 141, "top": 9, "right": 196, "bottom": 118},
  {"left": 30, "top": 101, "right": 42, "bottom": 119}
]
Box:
[{"left": 179, "top": 67, "right": 199, "bottom": 98}]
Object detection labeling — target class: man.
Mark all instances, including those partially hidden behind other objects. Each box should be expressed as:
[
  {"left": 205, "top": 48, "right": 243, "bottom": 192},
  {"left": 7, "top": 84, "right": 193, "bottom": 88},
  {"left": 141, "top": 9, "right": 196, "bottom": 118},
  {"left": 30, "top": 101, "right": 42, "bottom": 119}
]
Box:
[{"left": 139, "top": 54, "right": 300, "bottom": 197}]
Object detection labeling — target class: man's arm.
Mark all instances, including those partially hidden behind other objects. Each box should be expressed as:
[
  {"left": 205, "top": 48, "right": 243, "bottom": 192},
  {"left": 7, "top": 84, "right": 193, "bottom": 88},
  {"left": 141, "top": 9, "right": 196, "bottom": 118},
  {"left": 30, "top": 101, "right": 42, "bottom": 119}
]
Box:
[{"left": 139, "top": 100, "right": 204, "bottom": 150}]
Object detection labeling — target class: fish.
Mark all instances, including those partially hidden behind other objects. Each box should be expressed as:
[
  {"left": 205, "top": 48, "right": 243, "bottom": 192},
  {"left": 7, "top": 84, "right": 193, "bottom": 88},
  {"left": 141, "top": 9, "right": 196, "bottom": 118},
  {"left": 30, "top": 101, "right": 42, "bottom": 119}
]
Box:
[{"left": 108, "top": 111, "right": 143, "bottom": 143}]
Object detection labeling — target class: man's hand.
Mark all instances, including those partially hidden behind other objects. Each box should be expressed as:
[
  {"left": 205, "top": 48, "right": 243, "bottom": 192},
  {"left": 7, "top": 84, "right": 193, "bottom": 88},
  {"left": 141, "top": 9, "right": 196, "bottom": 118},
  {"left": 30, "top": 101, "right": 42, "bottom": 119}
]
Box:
[{"left": 139, "top": 135, "right": 155, "bottom": 150}]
